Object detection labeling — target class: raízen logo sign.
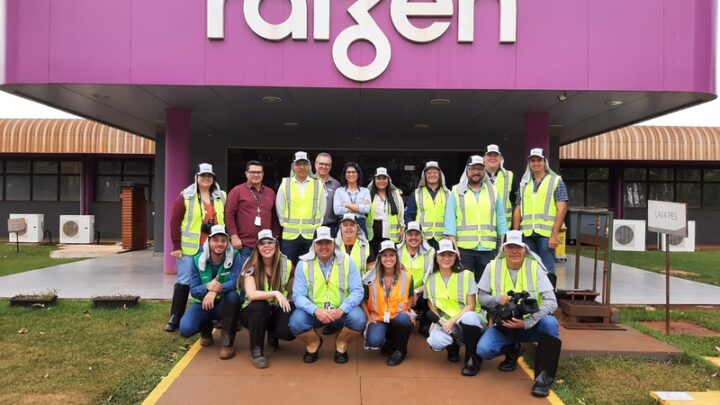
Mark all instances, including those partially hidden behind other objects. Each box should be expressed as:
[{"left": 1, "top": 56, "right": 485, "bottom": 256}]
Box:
[{"left": 207, "top": 0, "right": 516, "bottom": 82}]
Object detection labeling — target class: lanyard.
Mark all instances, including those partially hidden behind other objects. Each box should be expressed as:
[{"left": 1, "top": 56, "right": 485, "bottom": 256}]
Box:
[
  {"left": 346, "top": 187, "right": 358, "bottom": 204},
  {"left": 250, "top": 186, "right": 264, "bottom": 216},
  {"left": 382, "top": 274, "right": 399, "bottom": 300}
]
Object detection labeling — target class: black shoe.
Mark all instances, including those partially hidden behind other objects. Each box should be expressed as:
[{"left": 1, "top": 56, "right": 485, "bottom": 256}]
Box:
[
  {"left": 380, "top": 342, "right": 393, "bottom": 356},
  {"left": 498, "top": 344, "right": 524, "bottom": 372},
  {"left": 322, "top": 324, "right": 339, "bottom": 335},
  {"left": 164, "top": 284, "right": 189, "bottom": 332},
  {"left": 164, "top": 314, "right": 180, "bottom": 332},
  {"left": 418, "top": 321, "right": 430, "bottom": 338},
  {"left": 386, "top": 350, "right": 406, "bottom": 366},
  {"left": 212, "top": 319, "right": 223, "bottom": 330},
  {"left": 531, "top": 371, "right": 555, "bottom": 397},
  {"left": 334, "top": 350, "right": 349, "bottom": 364},
  {"left": 303, "top": 336, "right": 323, "bottom": 364},
  {"left": 447, "top": 344, "right": 460, "bottom": 363},
  {"left": 251, "top": 346, "right": 268, "bottom": 369},
  {"left": 461, "top": 355, "right": 481, "bottom": 376},
  {"left": 267, "top": 334, "right": 279, "bottom": 352}
]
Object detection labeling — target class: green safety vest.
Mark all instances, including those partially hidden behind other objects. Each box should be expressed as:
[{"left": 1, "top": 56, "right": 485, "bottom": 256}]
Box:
[
  {"left": 280, "top": 177, "right": 324, "bottom": 240},
  {"left": 488, "top": 258, "right": 544, "bottom": 317},
  {"left": 415, "top": 187, "right": 447, "bottom": 239},
  {"left": 191, "top": 249, "right": 236, "bottom": 303},
  {"left": 425, "top": 270, "right": 474, "bottom": 321},
  {"left": 180, "top": 191, "right": 226, "bottom": 256},
  {"left": 240, "top": 258, "right": 292, "bottom": 309},
  {"left": 453, "top": 184, "right": 497, "bottom": 250},
  {"left": 494, "top": 170, "right": 514, "bottom": 224},
  {"left": 339, "top": 238, "right": 370, "bottom": 274},
  {"left": 399, "top": 244, "right": 435, "bottom": 289},
  {"left": 366, "top": 189, "right": 403, "bottom": 242},
  {"left": 520, "top": 174, "right": 560, "bottom": 238},
  {"left": 301, "top": 254, "right": 351, "bottom": 309}
]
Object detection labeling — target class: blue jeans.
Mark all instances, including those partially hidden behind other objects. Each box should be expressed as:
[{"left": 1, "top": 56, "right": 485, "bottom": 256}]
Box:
[
  {"left": 476, "top": 315, "right": 559, "bottom": 359},
  {"left": 365, "top": 313, "right": 412, "bottom": 348},
  {"left": 178, "top": 291, "right": 243, "bottom": 338},
  {"left": 281, "top": 237, "right": 313, "bottom": 265},
  {"left": 176, "top": 253, "right": 197, "bottom": 285},
  {"left": 237, "top": 246, "right": 253, "bottom": 269},
  {"left": 289, "top": 306, "right": 367, "bottom": 335},
  {"left": 525, "top": 235, "right": 556, "bottom": 274}
]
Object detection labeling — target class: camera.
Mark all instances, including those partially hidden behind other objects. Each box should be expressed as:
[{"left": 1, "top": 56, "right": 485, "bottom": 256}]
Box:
[
  {"left": 490, "top": 290, "right": 539, "bottom": 333},
  {"left": 201, "top": 218, "right": 215, "bottom": 234}
]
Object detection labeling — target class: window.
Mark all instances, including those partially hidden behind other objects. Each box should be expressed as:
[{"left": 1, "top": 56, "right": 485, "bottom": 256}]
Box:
[
  {"left": 622, "top": 167, "right": 718, "bottom": 209},
  {"left": 95, "top": 160, "right": 154, "bottom": 202},
  {"left": 625, "top": 182, "right": 646, "bottom": 208},
  {"left": 5, "top": 161, "right": 31, "bottom": 201},
  {"left": 0, "top": 159, "right": 83, "bottom": 202},
  {"left": 558, "top": 167, "right": 610, "bottom": 208},
  {"left": 704, "top": 169, "right": 720, "bottom": 208}
]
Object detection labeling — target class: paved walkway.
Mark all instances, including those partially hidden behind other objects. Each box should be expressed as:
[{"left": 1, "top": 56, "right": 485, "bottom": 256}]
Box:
[{"left": 2, "top": 249, "right": 720, "bottom": 305}]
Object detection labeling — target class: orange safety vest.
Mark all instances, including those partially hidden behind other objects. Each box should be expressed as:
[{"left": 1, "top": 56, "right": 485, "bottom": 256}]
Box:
[{"left": 366, "top": 270, "right": 411, "bottom": 322}]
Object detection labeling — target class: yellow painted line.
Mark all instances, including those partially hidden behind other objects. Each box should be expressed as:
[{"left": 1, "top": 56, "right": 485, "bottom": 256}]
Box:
[
  {"left": 141, "top": 341, "right": 203, "bottom": 405},
  {"left": 518, "top": 357, "right": 565, "bottom": 405}
]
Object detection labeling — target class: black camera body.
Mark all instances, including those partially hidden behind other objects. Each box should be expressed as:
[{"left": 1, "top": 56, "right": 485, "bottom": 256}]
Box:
[
  {"left": 491, "top": 290, "right": 539, "bottom": 333},
  {"left": 201, "top": 218, "right": 216, "bottom": 234}
]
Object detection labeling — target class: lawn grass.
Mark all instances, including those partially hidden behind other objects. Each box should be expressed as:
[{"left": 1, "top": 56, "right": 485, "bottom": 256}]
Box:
[
  {"left": 577, "top": 247, "right": 720, "bottom": 286},
  {"left": 553, "top": 307, "right": 720, "bottom": 404},
  {"left": 0, "top": 243, "right": 86, "bottom": 277},
  {"left": 0, "top": 300, "right": 191, "bottom": 405}
]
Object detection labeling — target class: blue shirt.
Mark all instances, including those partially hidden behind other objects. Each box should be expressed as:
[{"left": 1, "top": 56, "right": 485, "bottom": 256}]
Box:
[
  {"left": 189, "top": 251, "right": 242, "bottom": 300},
  {"left": 292, "top": 255, "right": 364, "bottom": 316},
  {"left": 333, "top": 186, "right": 371, "bottom": 218},
  {"left": 404, "top": 186, "right": 441, "bottom": 225},
  {"left": 443, "top": 184, "right": 508, "bottom": 251}
]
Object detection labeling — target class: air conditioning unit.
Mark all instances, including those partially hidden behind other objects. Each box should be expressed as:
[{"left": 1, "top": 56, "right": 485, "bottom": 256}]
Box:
[
  {"left": 8, "top": 214, "right": 44, "bottom": 243},
  {"left": 660, "top": 221, "right": 696, "bottom": 252},
  {"left": 59, "top": 215, "right": 95, "bottom": 244},
  {"left": 612, "top": 220, "right": 646, "bottom": 251}
]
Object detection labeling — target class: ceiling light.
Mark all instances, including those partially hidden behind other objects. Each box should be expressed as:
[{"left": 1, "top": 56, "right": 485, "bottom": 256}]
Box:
[
  {"left": 413, "top": 123, "right": 430, "bottom": 129},
  {"left": 606, "top": 100, "right": 623, "bottom": 107},
  {"left": 430, "top": 98, "right": 450, "bottom": 105},
  {"left": 284, "top": 122, "right": 299, "bottom": 127},
  {"left": 262, "top": 96, "right": 282, "bottom": 103},
  {"left": 550, "top": 124, "right": 564, "bottom": 128},
  {"left": 558, "top": 92, "right": 568, "bottom": 101}
]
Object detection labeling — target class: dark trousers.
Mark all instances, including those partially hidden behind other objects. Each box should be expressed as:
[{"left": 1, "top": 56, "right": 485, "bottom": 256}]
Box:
[
  {"left": 281, "top": 237, "right": 313, "bottom": 265},
  {"left": 369, "top": 220, "right": 389, "bottom": 258},
  {"left": 426, "top": 238, "right": 440, "bottom": 251},
  {"left": 459, "top": 248, "right": 496, "bottom": 282},
  {"left": 239, "top": 301, "right": 295, "bottom": 348}
]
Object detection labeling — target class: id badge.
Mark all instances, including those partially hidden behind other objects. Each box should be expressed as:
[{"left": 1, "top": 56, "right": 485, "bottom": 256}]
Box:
[
  {"left": 383, "top": 311, "right": 391, "bottom": 323},
  {"left": 324, "top": 302, "right": 332, "bottom": 310},
  {"left": 254, "top": 216, "right": 262, "bottom": 226}
]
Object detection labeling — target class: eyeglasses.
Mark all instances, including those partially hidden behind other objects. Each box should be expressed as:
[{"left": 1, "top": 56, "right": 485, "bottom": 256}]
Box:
[
  {"left": 345, "top": 170, "right": 357, "bottom": 174},
  {"left": 246, "top": 171, "right": 263, "bottom": 175}
]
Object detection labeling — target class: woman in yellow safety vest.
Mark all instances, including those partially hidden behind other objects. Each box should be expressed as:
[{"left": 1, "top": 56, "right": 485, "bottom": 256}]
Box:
[
  {"left": 239, "top": 230, "right": 294, "bottom": 369},
  {"left": 165, "top": 163, "right": 226, "bottom": 332},
  {"left": 361, "top": 240, "right": 414, "bottom": 366},
  {"left": 367, "top": 167, "right": 405, "bottom": 257},
  {"left": 424, "top": 239, "right": 486, "bottom": 377}
]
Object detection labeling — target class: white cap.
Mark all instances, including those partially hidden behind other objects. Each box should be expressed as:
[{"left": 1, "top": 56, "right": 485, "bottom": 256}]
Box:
[
  {"left": 314, "top": 226, "right": 334, "bottom": 242},
  {"left": 437, "top": 239, "right": 456, "bottom": 254},
  {"left": 197, "top": 163, "right": 214, "bottom": 176},
  {"left": 257, "top": 229, "right": 277, "bottom": 243},
  {"left": 467, "top": 155, "right": 484, "bottom": 167},
  {"left": 208, "top": 225, "right": 228, "bottom": 238},
  {"left": 485, "top": 144, "right": 501, "bottom": 155},
  {"left": 424, "top": 161, "right": 440, "bottom": 171},
  {"left": 406, "top": 221, "right": 422, "bottom": 233},
  {"left": 528, "top": 148, "right": 545, "bottom": 159},
  {"left": 293, "top": 151, "right": 310, "bottom": 163},
  {"left": 374, "top": 167, "right": 389, "bottom": 177},
  {"left": 377, "top": 240, "right": 398, "bottom": 253},
  {"left": 502, "top": 230, "right": 527, "bottom": 249},
  {"left": 340, "top": 213, "right": 357, "bottom": 223}
]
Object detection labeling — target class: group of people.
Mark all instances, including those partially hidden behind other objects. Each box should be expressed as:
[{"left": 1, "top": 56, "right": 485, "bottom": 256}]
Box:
[{"left": 164, "top": 146, "right": 568, "bottom": 397}]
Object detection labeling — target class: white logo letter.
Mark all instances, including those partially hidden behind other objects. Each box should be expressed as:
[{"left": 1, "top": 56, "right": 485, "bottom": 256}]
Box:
[
  {"left": 314, "top": 0, "right": 330, "bottom": 41},
  {"left": 207, "top": 0, "right": 226, "bottom": 39},
  {"left": 458, "top": 0, "right": 516, "bottom": 43},
  {"left": 244, "top": 0, "right": 307, "bottom": 41},
  {"left": 391, "top": 0, "right": 453, "bottom": 43},
  {"left": 332, "top": 0, "right": 391, "bottom": 82}
]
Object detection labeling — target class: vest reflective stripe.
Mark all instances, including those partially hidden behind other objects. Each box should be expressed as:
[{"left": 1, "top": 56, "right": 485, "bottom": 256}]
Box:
[
  {"left": 400, "top": 245, "right": 434, "bottom": 289},
  {"left": 488, "top": 258, "right": 543, "bottom": 314},
  {"left": 426, "top": 270, "right": 471, "bottom": 320},
  {"left": 454, "top": 185, "right": 497, "bottom": 250},
  {"left": 349, "top": 241, "right": 369, "bottom": 273},
  {"left": 241, "top": 258, "right": 292, "bottom": 309},
  {"left": 281, "top": 177, "right": 323, "bottom": 240},
  {"left": 520, "top": 175, "right": 560, "bottom": 237},
  {"left": 367, "top": 271, "right": 411, "bottom": 321},
  {"left": 366, "top": 190, "right": 402, "bottom": 242},
  {"left": 495, "top": 170, "right": 514, "bottom": 222},
  {"left": 180, "top": 191, "right": 226, "bottom": 256},
  {"left": 304, "top": 256, "right": 350, "bottom": 308},
  {"left": 415, "top": 187, "right": 447, "bottom": 239}
]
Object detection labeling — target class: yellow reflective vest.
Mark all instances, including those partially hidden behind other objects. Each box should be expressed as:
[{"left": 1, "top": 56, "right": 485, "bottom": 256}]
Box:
[
  {"left": 488, "top": 258, "right": 544, "bottom": 316},
  {"left": 300, "top": 254, "right": 351, "bottom": 309},
  {"left": 520, "top": 174, "right": 561, "bottom": 238},
  {"left": 366, "top": 189, "right": 404, "bottom": 243},
  {"left": 240, "top": 258, "right": 292, "bottom": 309},
  {"left": 280, "top": 177, "right": 324, "bottom": 240},
  {"left": 180, "top": 191, "right": 226, "bottom": 256},
  {"left": 425, "top": 270, "right": 474, "bottom": 321},
  {"left": 399, "top": 244, "right": 435, "bottom": 289},
  {"left": 414, "top": 187, "right": 448, "bottom": 239},
  {"left": 494, "top": 170, "right": 514, "bottom": 224},
  {"left": 453, "top": 184, "right": 498, "bottom": 250}
]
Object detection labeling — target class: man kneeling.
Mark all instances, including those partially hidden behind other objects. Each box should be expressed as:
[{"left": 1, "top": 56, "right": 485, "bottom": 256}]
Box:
[
  {"left": 290, "top": 226, "right": 366, "bottom": 363},
  {"left": 476, "top": 230, "right": 561, "bottom": 397},
  {"left": 179, "top": 225, "right": 244, "bottom": 359}
]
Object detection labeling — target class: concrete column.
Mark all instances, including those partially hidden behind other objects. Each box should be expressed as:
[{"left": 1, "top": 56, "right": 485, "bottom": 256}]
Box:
[
  {"left": 523, "top": 112, "right": 550, "bottom": 160},
  {"left": 153, "top": 131, "right": 166, "bottom": 254},
  {"left": 163, "top": 108, "right": 191, "bottom": 274}
]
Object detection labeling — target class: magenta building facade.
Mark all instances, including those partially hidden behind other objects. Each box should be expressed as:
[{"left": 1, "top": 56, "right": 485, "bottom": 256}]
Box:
[{"left": 1, "top": 0, "right": 716, "bottom": 272}]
